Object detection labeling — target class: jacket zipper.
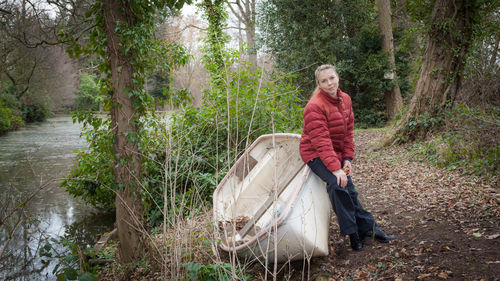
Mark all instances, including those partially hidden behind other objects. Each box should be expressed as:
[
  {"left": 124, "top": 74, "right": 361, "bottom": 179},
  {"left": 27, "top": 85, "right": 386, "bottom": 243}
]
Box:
[{"left": 338, "top": 98, "right": 346, "bottom": 153}]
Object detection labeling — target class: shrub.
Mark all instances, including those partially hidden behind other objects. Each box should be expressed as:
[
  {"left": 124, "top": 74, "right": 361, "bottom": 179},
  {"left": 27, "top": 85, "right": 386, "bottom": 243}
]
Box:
[
  {"left": 0, "top": 90, "right": 24, "bottom": 133},
  {"left": 355, "top": 108, "right": 387, "bottom": 129},
  {"left": 2, "top": 84, "right": 52, "bottom": 124},
  {"left": 22, "top": 101, "right": 52, "bottom": 122},
  {"left": 39, "top": 237, "right": 99, "bottom": 281},
  {"left": 76, "top": 73, "right": 104, "bottom": 111},
  {"left": 62, "top": 60, "right": 304, "bottom": 226},
  {"left": 61, "top": 111, "right": 116, "bottom": 209},
  {"left": 0, "top": 103, "right": 13, "bottom": 132},
  {"left": 406, "top": 104, "right": 499, "bottom": 178},
  {"left": 0, "top": 101, "right": 24, "bottom": 133},
  {"left": 158, "top": 63, "right": 303, "bottom": 224},
  {"left": 440, "top": 104, "right": 499, "bottom": 176}
]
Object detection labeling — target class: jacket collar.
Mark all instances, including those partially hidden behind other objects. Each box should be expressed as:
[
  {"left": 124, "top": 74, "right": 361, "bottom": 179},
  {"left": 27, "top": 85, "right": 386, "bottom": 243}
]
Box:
[{"left": 318, "top": 88, "right": 343, "bottom": 104}]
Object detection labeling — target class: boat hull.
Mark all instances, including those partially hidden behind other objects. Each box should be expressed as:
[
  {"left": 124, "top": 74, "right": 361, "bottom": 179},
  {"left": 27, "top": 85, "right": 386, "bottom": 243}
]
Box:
[{"left": 213, "top": 134, "right": 331, "bottom": 263}]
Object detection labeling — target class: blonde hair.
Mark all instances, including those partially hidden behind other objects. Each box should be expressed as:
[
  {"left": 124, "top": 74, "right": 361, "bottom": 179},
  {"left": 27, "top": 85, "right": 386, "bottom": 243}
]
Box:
[{"left": 311, "top": 64, "right": 339, "bottom": 97}]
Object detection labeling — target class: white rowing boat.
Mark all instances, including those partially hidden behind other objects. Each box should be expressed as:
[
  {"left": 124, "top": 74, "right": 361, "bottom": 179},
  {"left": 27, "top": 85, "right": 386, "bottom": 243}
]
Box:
[{"left": 213, "top": 133, "right": 331, "bottom": 263}]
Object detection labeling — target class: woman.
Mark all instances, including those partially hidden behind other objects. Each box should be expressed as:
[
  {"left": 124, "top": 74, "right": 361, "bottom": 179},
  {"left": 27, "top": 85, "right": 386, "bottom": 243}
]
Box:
[{"left": 299, "top": 64, "right": 395, "bottom": 251}]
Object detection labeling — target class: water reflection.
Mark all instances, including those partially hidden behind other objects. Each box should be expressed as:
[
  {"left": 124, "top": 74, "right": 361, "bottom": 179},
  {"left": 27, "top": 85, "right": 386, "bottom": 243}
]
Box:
[
  {"left": 0, "top": 116, "right": 115, "bottom": 280},
  {"left": 63, "top": 210, "right": 115, "bottom": 249}
]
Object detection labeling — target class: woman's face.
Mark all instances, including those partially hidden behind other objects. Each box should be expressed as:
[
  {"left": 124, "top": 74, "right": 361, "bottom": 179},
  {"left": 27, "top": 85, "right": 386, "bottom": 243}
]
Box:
[{"left": 317, "top": 68, "right": 339, "bottom": 96}]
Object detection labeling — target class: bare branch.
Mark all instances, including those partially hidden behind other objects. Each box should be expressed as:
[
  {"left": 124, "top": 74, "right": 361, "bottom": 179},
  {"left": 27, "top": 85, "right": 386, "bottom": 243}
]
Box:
[
  {"left": 13, "top": 22, "right": 96, "bottom": 48},
  {"left": 226, "top": 25, "right": 245, "bottom": 31},
  {"left": 19, "top": 59, "right": 37, "bottom": 96},
  {"left": 226, "top": 0, "right": 245, "bottom": 24},
  {"left": 4, "top": 70, "right": 17, "bottom": 86},
  {"left": 162, "top": 23, "right": 206, "bottom": 38},
  {"left": 0, "top": 179, "right": 53, "bottom": 228},
  {"left": 0, "top": 7, "right": 12, "bottom": 15}
]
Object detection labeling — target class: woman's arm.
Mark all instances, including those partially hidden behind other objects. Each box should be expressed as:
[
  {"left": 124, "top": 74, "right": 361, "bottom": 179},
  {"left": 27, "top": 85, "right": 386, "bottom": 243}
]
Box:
[{"left": 303, "top": 104, "right": 342, "bottom": 172}]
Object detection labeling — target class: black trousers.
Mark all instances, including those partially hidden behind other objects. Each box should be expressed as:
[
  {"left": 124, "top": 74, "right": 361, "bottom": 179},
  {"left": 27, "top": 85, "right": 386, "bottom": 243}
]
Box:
[{"left": 307, "top": 157, "right": 376, "bottom": 236}]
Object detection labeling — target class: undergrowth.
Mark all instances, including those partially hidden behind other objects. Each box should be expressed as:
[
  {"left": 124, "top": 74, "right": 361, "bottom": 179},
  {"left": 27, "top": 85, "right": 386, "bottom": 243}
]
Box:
[
  {"left": 59, "top": 52, "right": 302, "bottom": 279},
  {"left": 404, "top": 104, "right": 499, "bottom": 179}
]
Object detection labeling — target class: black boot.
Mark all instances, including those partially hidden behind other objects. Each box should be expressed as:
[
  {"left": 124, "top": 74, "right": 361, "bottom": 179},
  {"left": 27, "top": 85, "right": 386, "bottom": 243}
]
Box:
[
  {"left": 349, "top": 233, "right": 363, "bottom": 251},
  {"left": 365, "top": 226, "right": 396, "bottom": 243}
]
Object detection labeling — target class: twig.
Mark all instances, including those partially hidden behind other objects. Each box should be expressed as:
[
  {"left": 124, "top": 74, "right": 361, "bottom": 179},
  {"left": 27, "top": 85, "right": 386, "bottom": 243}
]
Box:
[{"left": 0, "top": 179, "right": 54, "bottom": 228}]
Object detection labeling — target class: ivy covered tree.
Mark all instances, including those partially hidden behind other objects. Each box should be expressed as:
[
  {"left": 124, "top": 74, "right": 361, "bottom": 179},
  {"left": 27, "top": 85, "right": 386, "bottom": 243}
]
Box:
[
  {"left": 60, "top": 0, "right": 191, "bottom": 263},
  {"left": 199, "top": 0, "right": 229, "bottom": 90},
  {"left": 395, "top": 0, "right": 499, "bottom": 141}
]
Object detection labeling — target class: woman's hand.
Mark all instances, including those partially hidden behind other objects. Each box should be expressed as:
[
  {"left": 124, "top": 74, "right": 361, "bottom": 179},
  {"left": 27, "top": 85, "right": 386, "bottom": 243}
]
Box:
[
  {"left": 332, "top": 169, "right": 348, "bottom": 188},
  {"left": 343, "top": 159, "right": 352, "bottom": 176}
]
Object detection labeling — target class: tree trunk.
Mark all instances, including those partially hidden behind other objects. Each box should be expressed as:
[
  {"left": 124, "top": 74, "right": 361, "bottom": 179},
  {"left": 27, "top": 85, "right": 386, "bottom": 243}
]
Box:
[
  {"left": 246, "top": 0, "right": 257, "bottom": 71},
  {"left": 103, "top": 0, "right": 146, "bottom": 263},
  {"left": 377, "top": 0, "right": 403, "bottom": 120},
  {"left": 202, "top": 0, "right": 227, "bottom": 88},
  {"left": 489, "top": 33, "right": 499, "bottom": 70},
  {"left": 396, "top": 0, "right": 476, "bottom": 141},
  {"left": 228, "top": 0, "right": 257, "bottom": 70},
  {"left": 246, "top": 12, "right": 257, "bottom": 71}
]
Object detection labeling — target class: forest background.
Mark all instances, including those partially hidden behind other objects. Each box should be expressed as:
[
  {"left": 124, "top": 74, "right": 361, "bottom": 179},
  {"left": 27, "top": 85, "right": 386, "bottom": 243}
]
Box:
[{"left": 0, "top": 0, "right": 498, "bottom": 280}]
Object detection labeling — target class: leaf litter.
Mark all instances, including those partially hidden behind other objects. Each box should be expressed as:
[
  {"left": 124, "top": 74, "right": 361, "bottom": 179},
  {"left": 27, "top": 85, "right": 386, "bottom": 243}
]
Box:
[{"left": 277, "top": 129, "right": 500, "bottom": 281}]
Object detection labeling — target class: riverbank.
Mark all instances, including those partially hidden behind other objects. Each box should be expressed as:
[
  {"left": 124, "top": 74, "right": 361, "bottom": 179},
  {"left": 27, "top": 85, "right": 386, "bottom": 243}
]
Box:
[{"left": 95, "top": 128, "right": 499, "bottom": 280}]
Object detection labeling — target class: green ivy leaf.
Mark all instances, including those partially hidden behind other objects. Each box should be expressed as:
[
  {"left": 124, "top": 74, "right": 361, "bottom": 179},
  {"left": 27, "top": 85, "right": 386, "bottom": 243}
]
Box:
[{"left": 64, "top": 267, "right": 78, "bottom": 280}]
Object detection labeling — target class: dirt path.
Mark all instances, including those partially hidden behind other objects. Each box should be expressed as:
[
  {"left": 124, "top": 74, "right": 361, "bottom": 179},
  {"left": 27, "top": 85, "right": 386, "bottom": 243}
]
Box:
[{"left": 285, "top": 130, "right": 500, "bottom": 280}]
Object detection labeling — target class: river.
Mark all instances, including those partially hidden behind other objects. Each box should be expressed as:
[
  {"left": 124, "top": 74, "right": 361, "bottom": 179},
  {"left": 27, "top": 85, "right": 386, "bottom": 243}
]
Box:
[{"left": 0, "top": 115, "right": 114, "bottom": 280}]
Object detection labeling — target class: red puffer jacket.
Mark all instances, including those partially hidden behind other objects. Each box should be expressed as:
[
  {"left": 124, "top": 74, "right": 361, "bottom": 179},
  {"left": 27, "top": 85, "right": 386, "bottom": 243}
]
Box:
[{"left": 299, "top": 88, "right": 355, "bottom": 172}]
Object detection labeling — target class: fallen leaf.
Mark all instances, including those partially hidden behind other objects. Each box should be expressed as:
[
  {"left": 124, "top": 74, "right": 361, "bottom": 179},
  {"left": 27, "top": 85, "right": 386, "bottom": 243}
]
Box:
[
  {"left": 357, "top": 270, "right": 368, "bottom": 280},
  {"left": 473, "top": 232, "right": 482, "bottom": 238},
  {"left": 467, "top": 228, "right": 480, "bottom": 235},
  {"left": 441, "top": 245, "right": 451, "bottom": 251},
  {"left": 438, "top": 271, "right": 448, "bottom": 279},
  {"left": 417, "top": 273, "right": 432, "bottom": 279},
  {"left": 428, "top": 266, "right": 439, "bottom": 272},
  {"left": 485, "top": 234, "right": 500, "bottom": 239}
]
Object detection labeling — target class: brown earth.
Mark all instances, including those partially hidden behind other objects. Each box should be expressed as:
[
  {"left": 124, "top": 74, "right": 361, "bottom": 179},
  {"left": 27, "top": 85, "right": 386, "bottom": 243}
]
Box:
[{"left": 251, "top": 129, "right": 500, "bottom": 281}]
